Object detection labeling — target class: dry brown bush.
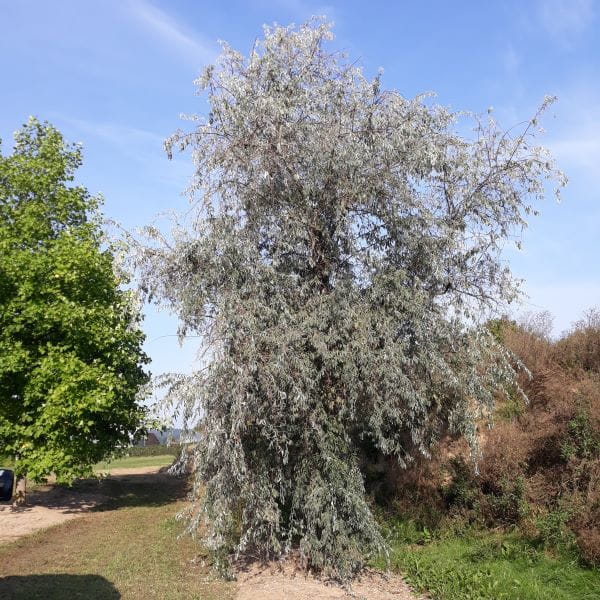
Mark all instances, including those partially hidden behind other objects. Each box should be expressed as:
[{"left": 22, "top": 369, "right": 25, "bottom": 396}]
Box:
[
  {"left": 386, "top": 309, "right": 600, "bottom": 563},
  {"left": 482, "top": 311, "right": 600, "bottom": 561},
  {"left": 575, "top": 526, "right": 600, "bottom": 565},
  {"left": 555, "top": 308, "right": 600, "bottom": 375}
]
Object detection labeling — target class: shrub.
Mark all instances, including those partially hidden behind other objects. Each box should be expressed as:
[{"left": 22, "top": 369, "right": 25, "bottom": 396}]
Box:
[
  {"left": 442, "top": 457, "right": 478, "bottom": 512},
  {"left": 575, "top": 525, "right": 600, "bottom": 566},
  {"left": 481, "top": 476, "right": 529, "bottom": 525},
  {"left": 561, "top": 409, "right": 600, "bottom": 462},
  {"left": 555, "top": 308, "right": 600, "bottom": 375},
  {"left": 536, "top": 507, "right": 577, "bottom": 553}
]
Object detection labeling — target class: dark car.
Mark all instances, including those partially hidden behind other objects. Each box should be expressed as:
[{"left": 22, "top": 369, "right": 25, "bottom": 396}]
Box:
[{"left": 0, "top": 469, "right": 14, "bottom": 502}]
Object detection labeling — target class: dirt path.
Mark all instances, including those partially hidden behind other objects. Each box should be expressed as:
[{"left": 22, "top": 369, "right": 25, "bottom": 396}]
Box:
[
  {"left": 235, "top": 563, "right": 421, "bottom": 599},
  {"left": 0, "top": 466, "right": 162, "bottom": 545}
]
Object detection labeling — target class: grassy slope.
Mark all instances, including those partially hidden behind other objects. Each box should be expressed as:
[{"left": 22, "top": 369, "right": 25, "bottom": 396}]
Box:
[
  {"left": 373, "top": 520, "right": 600, "bottom": 600},
  {"left": 0, "top": 470, "right": 234, "bottom": 600}
]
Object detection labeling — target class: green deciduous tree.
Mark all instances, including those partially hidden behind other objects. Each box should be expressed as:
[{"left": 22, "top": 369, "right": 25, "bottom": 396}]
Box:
[
  {"left": 136, "top": 20, "right": 565, "bottom": 578},
  {"left": 0, "top": 118, "right": 149, "bottom": 501}
]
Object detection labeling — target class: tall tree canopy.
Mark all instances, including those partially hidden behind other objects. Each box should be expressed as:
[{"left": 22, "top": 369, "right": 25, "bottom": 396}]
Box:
[
  {"left": 0, "top": 118, "right": 149, "bottom": 493},
  {"left": 138, "top": 20, "right": 564, "bottom": 578}
]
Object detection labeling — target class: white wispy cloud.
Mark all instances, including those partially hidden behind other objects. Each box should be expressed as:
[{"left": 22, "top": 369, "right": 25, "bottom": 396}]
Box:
[
  {"left": 502, "top": 43, "right": 521, "bottom": 75},
  {"left": 60, "top": 116, "right": 191, "bottom": 187},
  {"left": 538, "top": 0, "right": 595, "bottom": 39},
  {"left": 545, "top": 85, "right": 600, "bottom": 175},
  {"left": 127, "top": 0, "right": 214, "bottom": 64},
  {"left": 61, "top": 117, "right": 164, "bottom": 152}
]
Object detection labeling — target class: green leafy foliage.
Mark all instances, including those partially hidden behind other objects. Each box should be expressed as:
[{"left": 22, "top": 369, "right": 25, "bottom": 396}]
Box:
[
  {"left": 482, "top": 476, "right": 529, "bottom": 525},
  {"left": 0, "top": 118, "right": 149, "bottom": 484},
  {"left": 536, "top": 507, "right": 578, "bottom": 553},
  {"left": 561, "top": 410, "right": 600, "bottom": 462},
  {"left": 136, "top": 20, "right": 564, "bottom": 579},
  {"left": 442, "top": 457, "right": 478, "bottom": 511}
]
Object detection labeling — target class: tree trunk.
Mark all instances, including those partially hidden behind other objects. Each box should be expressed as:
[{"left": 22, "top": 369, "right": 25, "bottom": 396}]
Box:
[{"left": 12, "top": 476, "right": 26, "bottom": 506}]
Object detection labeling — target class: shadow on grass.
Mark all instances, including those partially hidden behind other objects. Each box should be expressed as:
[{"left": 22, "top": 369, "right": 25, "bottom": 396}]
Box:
[
  {"left": 85, "top": 471, "right": 188, "bottom": 511},
  {"left": 2, "top": 472, "right": 187, "bottom": 514},
  {"left": 0, "top": 574, "right": 120, "bottom": 599}
]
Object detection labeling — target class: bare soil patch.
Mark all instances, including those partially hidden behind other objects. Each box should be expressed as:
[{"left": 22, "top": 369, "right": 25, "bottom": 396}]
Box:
[
  {"left": 235, "top": 562, "right": 420, "bottom": 600},
  {"left": 95, "top": 465, "right": 164, "bottom": 476}
]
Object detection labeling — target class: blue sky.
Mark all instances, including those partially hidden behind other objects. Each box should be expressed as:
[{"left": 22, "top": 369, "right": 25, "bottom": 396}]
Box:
[{"left": 1, "top": 0, "right": 599, "bottom": 382}]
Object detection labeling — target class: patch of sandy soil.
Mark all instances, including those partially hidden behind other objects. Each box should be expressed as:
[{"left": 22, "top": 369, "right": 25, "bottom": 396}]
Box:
[
  {"left": 236, "top": 562, "right": 422, "bottom": 600},
  {"left": 0, "top": 466, "right": 162, "bottom": 545},
  {"left": 95, "top": 465, "right": 163, "bottom": 476}
]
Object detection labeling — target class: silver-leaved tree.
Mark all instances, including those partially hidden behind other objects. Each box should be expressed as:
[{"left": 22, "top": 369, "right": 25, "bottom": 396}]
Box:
[{"left": 136, "top": 19, "right": 564, "bottom": 579}]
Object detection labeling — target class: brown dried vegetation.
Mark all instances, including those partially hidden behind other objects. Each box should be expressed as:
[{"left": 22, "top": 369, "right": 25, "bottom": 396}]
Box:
[{"left": 385, "top": 309, "right": 600, "bottom": 565}]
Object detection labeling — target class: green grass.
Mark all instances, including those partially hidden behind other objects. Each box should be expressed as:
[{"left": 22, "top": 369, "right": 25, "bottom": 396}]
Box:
[
  {"left": 0, "top": 471, "right": 234, "bottom": 600},
  {"left": 93, "top": 454, "right": 174, "bottom": 471},
  {"left": 2, "top": 453, "right": 173, "bottom": 474},
  {"left": 374, "top": 520, "right": 600, "bottom": 600}
]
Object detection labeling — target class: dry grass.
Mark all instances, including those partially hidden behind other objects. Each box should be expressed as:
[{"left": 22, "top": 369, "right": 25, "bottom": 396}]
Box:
[{"left": 0, "top": 471, "right": 234, "bottom": 600}]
